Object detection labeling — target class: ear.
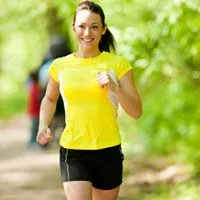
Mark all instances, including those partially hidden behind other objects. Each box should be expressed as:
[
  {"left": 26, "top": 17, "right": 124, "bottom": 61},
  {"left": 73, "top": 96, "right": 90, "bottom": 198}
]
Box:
[{"left": 102, "top": 25, "right": 107, "bottom": 35}]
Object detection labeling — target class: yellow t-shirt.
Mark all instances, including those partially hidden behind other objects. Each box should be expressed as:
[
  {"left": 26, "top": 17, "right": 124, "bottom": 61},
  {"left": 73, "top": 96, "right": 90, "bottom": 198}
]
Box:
[{"left": 49, "top": 51, "right": 132, "bottom": 150}]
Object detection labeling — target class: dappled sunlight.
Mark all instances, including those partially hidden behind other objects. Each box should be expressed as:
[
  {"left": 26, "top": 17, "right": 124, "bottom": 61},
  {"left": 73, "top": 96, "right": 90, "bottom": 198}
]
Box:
[
  {"left": 0, "top": 115, "right": 64, "bottom": 200},
  {"left": 1, "top": 0, "right": 200, "bottom": 199},
  {"left": 0, "top": 152, "right": 58, "bottom": 171}
]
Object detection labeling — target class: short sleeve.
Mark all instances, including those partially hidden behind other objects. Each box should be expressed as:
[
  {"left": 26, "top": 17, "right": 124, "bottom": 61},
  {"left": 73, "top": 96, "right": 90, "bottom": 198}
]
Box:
[
  {"left": 115, "top": 57, "right": 133, "bottom": 80},
  {"left": 48, "top": 60, "right": 59, "bottom": 83}
]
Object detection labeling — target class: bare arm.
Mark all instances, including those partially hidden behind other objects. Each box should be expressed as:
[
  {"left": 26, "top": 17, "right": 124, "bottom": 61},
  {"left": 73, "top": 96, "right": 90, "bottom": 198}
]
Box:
[
  {"left": 39, "top": 77, "right": 60, "bottom": 130},
  {"left": 37, "top": 77, "right": 60, "bottom": 145},
  {"left": 96, "top": 70, "right": 142, "bottom": 119},
  {"left": 116, "top": 70, "right": 142, "bottom": 119}
]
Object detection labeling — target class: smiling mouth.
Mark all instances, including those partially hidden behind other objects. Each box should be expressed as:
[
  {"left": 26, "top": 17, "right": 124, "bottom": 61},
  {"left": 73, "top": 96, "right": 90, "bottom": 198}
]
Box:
[{"left": 82, "top": 38, "right": 94, "bottom": 42}]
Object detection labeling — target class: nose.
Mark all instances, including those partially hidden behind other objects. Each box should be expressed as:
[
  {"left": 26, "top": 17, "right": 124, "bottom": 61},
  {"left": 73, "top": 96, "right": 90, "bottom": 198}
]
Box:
[{"left": 83, "top": 27, "right": 91, "bottom": 36}]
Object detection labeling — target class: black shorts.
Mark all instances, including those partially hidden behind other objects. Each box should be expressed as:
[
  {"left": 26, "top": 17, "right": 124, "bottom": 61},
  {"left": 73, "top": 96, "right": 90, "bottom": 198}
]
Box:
[{"left": 59, "top": 144, "right": 124, "bottom": 190}]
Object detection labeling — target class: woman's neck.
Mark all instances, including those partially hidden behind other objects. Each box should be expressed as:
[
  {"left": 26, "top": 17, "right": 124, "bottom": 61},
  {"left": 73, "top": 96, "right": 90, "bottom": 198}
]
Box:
[{"left": 76, "top": 48, "right": 101, "bottom": 58}]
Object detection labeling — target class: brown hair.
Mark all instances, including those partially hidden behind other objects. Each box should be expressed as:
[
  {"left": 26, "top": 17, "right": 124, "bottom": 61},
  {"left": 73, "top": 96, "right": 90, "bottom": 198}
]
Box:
[{"left": 73, "top": 1, "right": 116, "bottom": 53}]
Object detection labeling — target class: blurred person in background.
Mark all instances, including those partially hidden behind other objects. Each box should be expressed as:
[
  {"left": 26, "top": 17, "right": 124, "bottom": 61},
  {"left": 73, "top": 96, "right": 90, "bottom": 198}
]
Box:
[
  {"left": 37, "top": 1, "right": 142, "bottom": 200},
  {"left": 38, "top": 35, "right": 71, "bottom": 142},
  {"left": 26, "top": 70, "right": 42, "bottom": 149}
]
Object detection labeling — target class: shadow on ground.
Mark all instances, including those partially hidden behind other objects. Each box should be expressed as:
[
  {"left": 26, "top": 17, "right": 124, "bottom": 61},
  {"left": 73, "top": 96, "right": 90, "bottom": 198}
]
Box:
[{"left": 0, "top": 115, "right": 192, "bottom": 200}]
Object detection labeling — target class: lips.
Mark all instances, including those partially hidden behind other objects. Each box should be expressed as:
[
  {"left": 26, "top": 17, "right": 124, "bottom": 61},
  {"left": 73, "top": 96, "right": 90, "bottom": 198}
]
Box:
[{"left": 82, "top": 38, "right": 94, "bottom": 42}]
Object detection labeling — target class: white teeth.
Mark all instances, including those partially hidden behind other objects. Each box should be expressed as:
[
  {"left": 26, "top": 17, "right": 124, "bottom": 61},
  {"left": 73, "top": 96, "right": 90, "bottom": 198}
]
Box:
[{"left": 82, "top": 38, "right": 93, "bottom": 42}]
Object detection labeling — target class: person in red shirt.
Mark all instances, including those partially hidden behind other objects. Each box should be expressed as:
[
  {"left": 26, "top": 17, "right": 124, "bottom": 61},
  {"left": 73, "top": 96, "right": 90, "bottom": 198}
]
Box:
[{"left": 27, "top": 70, "right": 42, "bottom": 148}]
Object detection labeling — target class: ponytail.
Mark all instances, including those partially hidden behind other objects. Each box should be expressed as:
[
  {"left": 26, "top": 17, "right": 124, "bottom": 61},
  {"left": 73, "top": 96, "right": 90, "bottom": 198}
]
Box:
[
  {"left": 99, "top": 29, "right": 116, "bottom": 53},
  {"left": 75, "top": 1, "right": 116, "bottom": 53}
]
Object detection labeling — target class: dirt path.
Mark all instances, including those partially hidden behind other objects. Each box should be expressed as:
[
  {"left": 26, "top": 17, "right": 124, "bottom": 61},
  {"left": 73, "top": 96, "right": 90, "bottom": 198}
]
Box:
[
  {"left": 0, "top": 115, "right": 65, "bottom": 200},
  {"left": 0, "top": 115, "right": 131, "bottom": 200},
  {"left": 0, "top": 115, "right": 191, "bottom": 200}
]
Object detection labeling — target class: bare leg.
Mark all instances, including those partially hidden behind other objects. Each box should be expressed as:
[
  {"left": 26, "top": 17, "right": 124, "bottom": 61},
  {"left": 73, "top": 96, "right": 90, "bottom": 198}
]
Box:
[
  {"left": 92, "top": 186, "right": 120, "bottom": 200},
  {"left": 63, "top": 181, "right": 92, "bottom": 200}
]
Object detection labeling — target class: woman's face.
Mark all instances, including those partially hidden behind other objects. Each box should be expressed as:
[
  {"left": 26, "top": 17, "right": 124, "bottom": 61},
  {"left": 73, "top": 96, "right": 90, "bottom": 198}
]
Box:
[{"left": 73, "top": 9, "right": 106, "bottom": 52}]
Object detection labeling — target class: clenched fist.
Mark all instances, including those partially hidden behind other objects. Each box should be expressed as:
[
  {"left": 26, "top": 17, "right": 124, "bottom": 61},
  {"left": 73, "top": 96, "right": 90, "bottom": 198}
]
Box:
[
  {"left": 96, "top": 71, "right": 119, "bottom": 92},
  {"left": 36, "top": 127, "right": 53, "bottom": 145}
]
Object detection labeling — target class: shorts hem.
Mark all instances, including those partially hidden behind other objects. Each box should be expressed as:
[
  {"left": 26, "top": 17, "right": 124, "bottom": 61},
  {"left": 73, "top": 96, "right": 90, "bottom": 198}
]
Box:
[
  {"left": 92, "top": 182, "right": 122, "bottom": 190},
  {"left": 62, "top": 179, "right": 92, "bottom": 183}
]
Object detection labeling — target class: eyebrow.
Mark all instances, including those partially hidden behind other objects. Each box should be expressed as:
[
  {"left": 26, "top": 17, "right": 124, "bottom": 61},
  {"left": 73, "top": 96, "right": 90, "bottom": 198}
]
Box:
[{"left": 78, "top": 22, "right": 100, "bottom": 25}]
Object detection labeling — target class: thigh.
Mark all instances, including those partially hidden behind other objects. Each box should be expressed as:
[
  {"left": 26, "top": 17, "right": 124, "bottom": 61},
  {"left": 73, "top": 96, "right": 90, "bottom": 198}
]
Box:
[
  {"left": 59, "top": 146, "right": 92, "bottom": 183},
  {"left": 90, "top": 145, "right": 124, "bottom": 190},
  {"left": 63, "top": 181, "right": 92, "bottom": 200},
  {"left": 92, "top": 186, "right": 120, "bottom": 200}
]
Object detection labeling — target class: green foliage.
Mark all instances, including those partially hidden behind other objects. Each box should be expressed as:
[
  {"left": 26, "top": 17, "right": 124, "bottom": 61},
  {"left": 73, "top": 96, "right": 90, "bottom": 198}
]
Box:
[
  {"left": 119, "top": 111, "right": 144, "bottom": 156},
  {"left": 0, "top": 0, "right": 76, "bottom": 118},
  {"left": 104, "top": 0, "right": 200, "bottom": 160},
  {"left": 95, "top": 0, "right": 200, "bottom": 171},
  {"left": 138, "top": 181, "right": 200, "bottom": 200},
  {"left": 1, "top": 0, "right": 200, "bottom": 198},
  {"left": 0, "top": 89, "right": 26, "bottom": 119},
  {"left": 1, "top": 0, "right": 200, "bottom": 173}
]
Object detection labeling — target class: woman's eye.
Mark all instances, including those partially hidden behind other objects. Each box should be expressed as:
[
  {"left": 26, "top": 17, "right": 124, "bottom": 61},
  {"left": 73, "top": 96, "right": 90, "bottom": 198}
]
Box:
[
  {"left": 78, "top": 25, "right": 84, "bottom": 28},
  {"left": 92, "top": 26, "right": 98, "bottom": 29}
]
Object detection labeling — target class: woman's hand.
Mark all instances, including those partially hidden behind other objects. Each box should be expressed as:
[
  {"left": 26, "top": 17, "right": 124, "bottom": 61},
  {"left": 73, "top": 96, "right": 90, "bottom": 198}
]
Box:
[
  {"left": 36, "top": 127, "right": 53, "bottom": 145},
  {"left": 96, "top": 72, "right": 119, "bottom": 92}
]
